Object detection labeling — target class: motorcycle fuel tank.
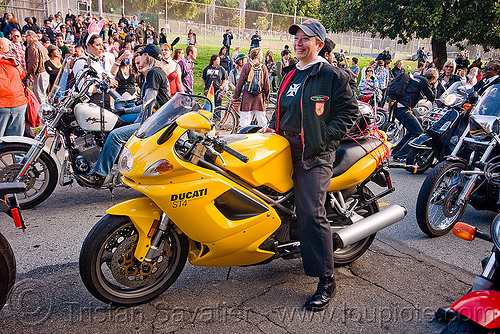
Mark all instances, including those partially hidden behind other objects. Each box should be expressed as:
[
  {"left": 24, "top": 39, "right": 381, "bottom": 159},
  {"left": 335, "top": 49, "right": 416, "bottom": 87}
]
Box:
[
  {"left": 221, "top": 133, "right": 294, "bottom": 193},
  {"left": 74, "top": 103, "right": 119, "bottom": 132}
]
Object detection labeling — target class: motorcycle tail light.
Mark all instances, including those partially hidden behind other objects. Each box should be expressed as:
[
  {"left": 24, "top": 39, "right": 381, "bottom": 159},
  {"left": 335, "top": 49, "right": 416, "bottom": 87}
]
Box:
[
  {"left": 452, "top": 222, "right": 476, "bottom": 241},
  {"left": 463, "top": 103, "right": 471, "bottom": 111},
  {"left": 144, "top": 159, "right": 174, "bottom": 176}
]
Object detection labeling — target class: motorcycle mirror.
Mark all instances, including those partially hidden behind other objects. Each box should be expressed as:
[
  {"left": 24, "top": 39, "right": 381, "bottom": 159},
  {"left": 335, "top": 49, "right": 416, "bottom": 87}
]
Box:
[
  {"left": 176, "top": 112, "right": 213, "bottom": 133},
  {"left": 469, "top": 91, "right": 479, "bottom": 103}
]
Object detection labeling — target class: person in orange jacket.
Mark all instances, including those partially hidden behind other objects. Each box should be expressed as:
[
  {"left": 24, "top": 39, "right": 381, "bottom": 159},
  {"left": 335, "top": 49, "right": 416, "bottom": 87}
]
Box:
[{"left": 0, "top": 37, "right": 27, "bottom": 136}]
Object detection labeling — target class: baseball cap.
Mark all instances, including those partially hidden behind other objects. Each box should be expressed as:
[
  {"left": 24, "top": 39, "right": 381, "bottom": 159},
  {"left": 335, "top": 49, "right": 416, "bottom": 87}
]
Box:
[
  {"left": 137, "top": 43, "right": 162, "bottom": 61},
  {"left": 289, "top": 19, "right": 326, "bottom": 42}
]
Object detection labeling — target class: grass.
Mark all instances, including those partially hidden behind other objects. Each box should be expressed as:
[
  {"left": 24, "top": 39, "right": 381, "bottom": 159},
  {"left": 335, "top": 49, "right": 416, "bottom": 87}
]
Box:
[{"left": 190, "top": 45, "right": 418, "bottom": 94}]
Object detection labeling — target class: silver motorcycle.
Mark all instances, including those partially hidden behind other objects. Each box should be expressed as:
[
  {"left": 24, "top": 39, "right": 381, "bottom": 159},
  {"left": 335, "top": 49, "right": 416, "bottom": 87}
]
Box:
[{"left": 0, "top": 61, "right": 133, "bottom": 209}]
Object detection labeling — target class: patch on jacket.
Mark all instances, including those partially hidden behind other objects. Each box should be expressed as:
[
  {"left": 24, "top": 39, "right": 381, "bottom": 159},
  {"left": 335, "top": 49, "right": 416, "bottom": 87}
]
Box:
[
  {"left": 310, "top": 95, "right": 329, "bottom": 102},
  {"left": 315, "top": 102, "right": 325, "bottom": 116}
]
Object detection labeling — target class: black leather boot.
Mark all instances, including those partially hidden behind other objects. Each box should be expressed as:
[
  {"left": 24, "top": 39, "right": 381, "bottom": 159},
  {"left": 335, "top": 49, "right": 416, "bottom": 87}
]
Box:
[
  {"left": 75, "top": 173, "right": 105, "bottom": 188},
  {"left": 304, "top": 275, "right": 336, "bottom": 311}
]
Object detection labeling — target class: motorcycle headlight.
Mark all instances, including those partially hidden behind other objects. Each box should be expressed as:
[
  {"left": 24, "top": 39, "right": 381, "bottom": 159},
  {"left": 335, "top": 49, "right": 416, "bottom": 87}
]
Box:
[
  {"left": 491, "top": 214, "right": 500, "bottom": 250},
  {"left": 469, "top": 115, "right": 499, "bottom": 141},
  {"left": 118, "top": 147, "right": 133, "bottom": 174},
  {"left": 443, "top": 94, "right": 458, "bottom": 106},
  {"left": 38, "top": 103, "right": 56, "bottom": 122},
  {"left": 144, "top": 159, "right": 174, "bottom": 176}
]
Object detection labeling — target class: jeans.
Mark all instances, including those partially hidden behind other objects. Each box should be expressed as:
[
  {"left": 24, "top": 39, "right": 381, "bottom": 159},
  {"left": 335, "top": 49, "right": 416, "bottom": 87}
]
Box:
[
  {"left": 0, "top": 104, "right": 26, "bottom": 137},
  {"left": 114, "top": 100, "right": 139, "bottom": 124},
  {"left": 392, "top": 106, "right": 424, "bottom": 159},
  {"left": 92, "top": 123, "right": 140, "bottom": 177}
]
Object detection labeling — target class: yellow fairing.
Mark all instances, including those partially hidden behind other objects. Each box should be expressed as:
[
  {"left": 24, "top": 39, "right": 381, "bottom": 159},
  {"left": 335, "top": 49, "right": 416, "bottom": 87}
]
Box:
[
  {"left": 328, "top": 138, "right": 390, "bottom": 191},
  {"left": 106, "top": 197, "right": 162, "bottom": 262},
  {"left": 219, "top": 133, "right": 294, "bottom": 193},
  {"left": 122, "top": 128, "right": 280, "bottom": 267}
]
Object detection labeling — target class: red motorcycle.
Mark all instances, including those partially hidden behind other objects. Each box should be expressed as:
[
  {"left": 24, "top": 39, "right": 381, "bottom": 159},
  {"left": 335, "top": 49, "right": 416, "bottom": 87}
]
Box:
[{"left": 439, "top": 218, "right": 500, "bottom": 333}]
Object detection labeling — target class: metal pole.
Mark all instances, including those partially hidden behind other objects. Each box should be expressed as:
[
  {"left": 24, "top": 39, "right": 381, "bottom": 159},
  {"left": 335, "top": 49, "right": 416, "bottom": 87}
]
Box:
[
  {"left": 293, "top": 0, "right": 297, "bottom": 24},
  {"left": 165, "top": 0, "right": 168, "bottom": 31},
  {"left": 122, "top": 0, "right": 125, "bottom": 15},
  {"left": 348, "top": 31, "right": 353, "bottom": 55},
  {"left": 204, "top": 3, "right": 207, "bottom": 45},
  {"left": 98, "top": 0, "right": 102, "bottom": 18},
  {"left": 269, "top": 13, "right": 273, "bottom": 50}
]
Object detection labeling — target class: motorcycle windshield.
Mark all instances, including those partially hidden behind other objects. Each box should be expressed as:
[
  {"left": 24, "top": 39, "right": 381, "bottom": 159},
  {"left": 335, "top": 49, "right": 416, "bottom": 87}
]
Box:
[
  {"left": 439, "top": 81, "right": 472, "bottom": 101},
  {"left": 472, "top": 84, "right": 500, "bottom": 116},
  {"left": 136, "top": 93, "right": 213, "bottom": 138},
  {"left": 48, "top": 59, "right": 70, "bottom": 103}
]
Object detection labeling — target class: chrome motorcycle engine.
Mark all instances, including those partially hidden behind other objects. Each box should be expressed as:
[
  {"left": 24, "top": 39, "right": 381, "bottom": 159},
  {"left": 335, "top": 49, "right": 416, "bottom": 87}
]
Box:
[{"left": 73, "top": 133, "right": 101, "bottom": 173}]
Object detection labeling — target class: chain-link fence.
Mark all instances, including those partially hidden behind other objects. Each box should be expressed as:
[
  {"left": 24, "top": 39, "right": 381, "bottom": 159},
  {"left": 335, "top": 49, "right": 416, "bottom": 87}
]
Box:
[{"left": 4, "top": 0, "right": 499, "bottom": 60}]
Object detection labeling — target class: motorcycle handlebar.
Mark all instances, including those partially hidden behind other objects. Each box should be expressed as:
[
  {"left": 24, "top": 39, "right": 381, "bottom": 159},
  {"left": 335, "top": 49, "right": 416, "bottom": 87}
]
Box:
[{"left": 223, "top": 144, "right": 249, "bottom": 163}]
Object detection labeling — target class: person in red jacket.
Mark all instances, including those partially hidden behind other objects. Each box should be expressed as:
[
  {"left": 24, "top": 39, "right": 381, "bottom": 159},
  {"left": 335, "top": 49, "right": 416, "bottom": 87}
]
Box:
[{"left": 0, "top": 37, "right": 27, "bottom": 136}]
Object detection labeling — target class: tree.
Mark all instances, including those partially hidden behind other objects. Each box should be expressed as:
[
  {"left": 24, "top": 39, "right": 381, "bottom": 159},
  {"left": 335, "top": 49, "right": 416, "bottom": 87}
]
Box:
[
  {"left": 269, "top": 0, "right": 319, "bottom": 19},
  {"left": 320, "top": 0, "right": 500, "bottom": 69},
  {"left": 256, "top": 16, "right": 270, "bottom": 30}
]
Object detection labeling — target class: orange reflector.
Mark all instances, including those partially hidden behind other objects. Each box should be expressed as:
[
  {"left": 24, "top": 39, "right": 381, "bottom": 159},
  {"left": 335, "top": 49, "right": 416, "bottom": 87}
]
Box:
[
  {"left": 452, "top": 222, "right": 476, "bottom": 241},
  {"left": 156, "top": 160, "right": 174, "bottom": 174},
  {"left": 148, "top": 219, "right": 160, "bottom": 238},
  {"left": 463, "top": 103, "right": 471, "bottom": 111}
]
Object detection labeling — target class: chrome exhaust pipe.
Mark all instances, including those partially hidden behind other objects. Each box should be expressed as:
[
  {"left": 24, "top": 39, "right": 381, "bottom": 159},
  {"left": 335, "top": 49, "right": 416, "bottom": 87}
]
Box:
[{"left": 333, "top": 205, "right": 407, "bottom": 249}]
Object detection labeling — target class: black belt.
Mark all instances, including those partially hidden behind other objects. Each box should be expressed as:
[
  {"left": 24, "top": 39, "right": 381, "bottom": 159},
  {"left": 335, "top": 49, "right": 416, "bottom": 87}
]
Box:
[{"left": 283, "top": 131, "right": 301, "bottom": 137}]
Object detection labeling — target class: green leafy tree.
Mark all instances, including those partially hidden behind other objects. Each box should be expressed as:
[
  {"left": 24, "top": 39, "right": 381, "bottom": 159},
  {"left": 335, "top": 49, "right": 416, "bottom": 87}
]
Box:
[
  {"left": 269, "top": 0, "right": 319, "bottom": 18},
  {"left": 256, "top": 16, "right": 270, "bottom": 30},
  {"left": 320, "top": 0, "right": 500, "bottom": 69},
  {"left": 231, "top": 15, "right": 245, "bottom": 28}
]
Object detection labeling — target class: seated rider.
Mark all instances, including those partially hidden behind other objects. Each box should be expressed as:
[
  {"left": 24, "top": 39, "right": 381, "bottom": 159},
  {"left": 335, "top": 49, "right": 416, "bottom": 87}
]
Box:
[
  {"left": 357, "top": 68, "right": 379, "bottom": 96},
  {"left": 75, "top": 44, "right": 170, "bottom": 188}
]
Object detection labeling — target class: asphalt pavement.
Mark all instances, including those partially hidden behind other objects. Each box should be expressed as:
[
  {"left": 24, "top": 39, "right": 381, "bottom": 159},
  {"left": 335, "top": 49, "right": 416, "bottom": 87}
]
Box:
[{"left": 0, "top": 167, "right": 492, "bottom": 333}]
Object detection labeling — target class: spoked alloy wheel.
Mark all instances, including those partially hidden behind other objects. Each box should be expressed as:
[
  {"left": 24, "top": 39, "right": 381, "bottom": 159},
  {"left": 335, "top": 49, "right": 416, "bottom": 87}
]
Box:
[
  {"left": 328, "top": 187, "right": 379, "bottom": 266},
  {"left": 0, "top": 143, "right": 58, "bottom": 209},
  {"left": 416, "top": 161, "right": 467, "bottom": 237},
  {"left": 79, "top": 215, "right": 188, "bottom": 306},
  {"left": 0, "top": 232, "right": 16, "bottom": 310},
  {"left": 381, "top": 121, "right": 405, "bottom": 147}
]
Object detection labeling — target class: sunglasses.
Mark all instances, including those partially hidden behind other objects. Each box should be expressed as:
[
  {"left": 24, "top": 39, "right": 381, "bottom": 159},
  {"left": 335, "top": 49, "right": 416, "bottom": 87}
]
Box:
[
  {"left": 444, "top": 65, "right": 453, "bottom": 68},
  {"left": 483, "top": 66, "right": 494, "bottom": 71}
]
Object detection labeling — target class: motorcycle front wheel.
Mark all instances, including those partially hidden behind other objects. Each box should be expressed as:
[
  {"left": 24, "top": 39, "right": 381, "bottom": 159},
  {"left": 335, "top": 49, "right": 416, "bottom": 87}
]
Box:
[
  {"left": 405, "top": 148, "right": 435, "bottom": 174},
  {"left": 328, "top": 187, "right": 379, "bottom": 266},
  {"left": 79, "top": 214, "right": 188, "bottom": 306},
  {"left": 0, "top": 143, "right": 58, "bottom": 209},
  {"left": 380, "top": 121, "right": 405, "bottom": 147},
  {"left": 416, "top": 161, "right": 467, "bottom": 237},
  {"left": 0, "top": 232, "right": 16, "bottom": 310}
]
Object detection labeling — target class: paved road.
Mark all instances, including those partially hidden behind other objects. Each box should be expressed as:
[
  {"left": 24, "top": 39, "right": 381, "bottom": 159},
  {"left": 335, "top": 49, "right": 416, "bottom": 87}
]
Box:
[{"left": 0, "top": 167, "right": 492, "bottom": 333}]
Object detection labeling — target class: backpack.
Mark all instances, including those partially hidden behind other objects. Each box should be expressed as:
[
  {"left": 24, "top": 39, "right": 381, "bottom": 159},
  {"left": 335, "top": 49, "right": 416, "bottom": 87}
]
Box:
[
  {"left": 245, "top": 63, "right": 264, "bottom": 95},
  {"left": 387, "top": 72, "right": 413, "bottom": 100}
]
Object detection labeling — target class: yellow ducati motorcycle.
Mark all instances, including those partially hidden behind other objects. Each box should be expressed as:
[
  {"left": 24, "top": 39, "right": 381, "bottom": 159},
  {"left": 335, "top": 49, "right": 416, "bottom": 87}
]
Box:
[{"left": 79, "top": 93, "right": 407, "bottom": 306}]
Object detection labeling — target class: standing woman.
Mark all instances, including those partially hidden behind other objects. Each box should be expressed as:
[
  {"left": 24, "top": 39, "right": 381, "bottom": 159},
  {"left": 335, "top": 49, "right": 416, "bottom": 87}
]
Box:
[
  {"left": 160, "top": 43, "right": 184, "bottom": 97},
  {"left": 202, "top": 54, "right": 227, "bottom": 107},
  {"left": 44, "top": 45, "right": 62, "bottom": 93},
  {"left": 228, "top": 53, "right": 247, "bottom": 91},
  {"left": 233, "top": 47, "right": 269, "bottom": 127},
  {"left": 264, "top": 50, "right": 277, "bottom": 92},
  {"left": 172, "top": 48, "right": 184, "bottom": 63},
  {"left": 260, "top": 20, "right": 359, "bottom": 311},
  {"left": 218, "top": 46, "right": 233, "bottom": 75}
]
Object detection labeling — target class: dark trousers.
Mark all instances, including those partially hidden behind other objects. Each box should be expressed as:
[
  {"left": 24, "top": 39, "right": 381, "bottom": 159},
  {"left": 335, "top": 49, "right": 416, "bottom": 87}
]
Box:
[
  {"left": 392, "top": 106, "right": 424, "bottom": 159},
  {"left": 287, "top": 135, "right": 334, "bottom": 277}
]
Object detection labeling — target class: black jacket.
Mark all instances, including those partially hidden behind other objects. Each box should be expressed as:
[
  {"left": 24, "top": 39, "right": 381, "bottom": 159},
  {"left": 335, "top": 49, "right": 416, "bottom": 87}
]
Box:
[
  {"left": 270, "top": 62, "right": 359, "bottom": 169},
  {"left": 436, "top": 74, "right": 462, "bottom": 98},
  {"left": 474, "top": 76, "right": 500, "bottom": 96},
  {"left": 399, "top": 75, "right": 436, "bottom": 109}
]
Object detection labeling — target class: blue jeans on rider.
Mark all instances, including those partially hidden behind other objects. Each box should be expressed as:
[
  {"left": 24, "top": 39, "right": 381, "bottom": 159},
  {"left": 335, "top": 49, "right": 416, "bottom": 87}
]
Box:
[
  {"left": 392, "top": 106, "right": 424, "bottom": 160},
  {"left": 0, "top": 104, "right": 27, "bottom": 137},
  {"left": 92, "top": 123, "right": 140, "bottom": 177},
  {"left": 114, "top": 100, "right": 140, "bottom": 124}
]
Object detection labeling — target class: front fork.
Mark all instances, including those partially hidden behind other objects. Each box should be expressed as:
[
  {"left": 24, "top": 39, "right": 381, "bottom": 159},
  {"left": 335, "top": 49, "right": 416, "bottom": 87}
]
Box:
[{"left": 471, "top": 250, "right": 498, "bottom": 291}]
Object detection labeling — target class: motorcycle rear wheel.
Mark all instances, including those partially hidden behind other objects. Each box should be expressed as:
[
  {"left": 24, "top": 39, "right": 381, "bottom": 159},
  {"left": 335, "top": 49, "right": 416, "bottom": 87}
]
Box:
[
  {"left": 416, "top": 161, "right": 467, "bottom": 237},
  {"left": 79, "top": 214, "right": 188, "bottom": 306},
  {"left": 380, "top": 121, "right": 405, "bottom": 147},
  {"left": 440, "top": 316, "right": 494, "bottom": 334},
  {"left": 0, "top": 143, "right": 58, "bottom": 209},
  {"left": 0, "top": 232, "right": 16, "bottom": 310},
  {"left": 329, "top": 187, "right": 379, "bottom": 266},
  {"left": 406, "top": 148, "right": 435, "bottom": 174}
]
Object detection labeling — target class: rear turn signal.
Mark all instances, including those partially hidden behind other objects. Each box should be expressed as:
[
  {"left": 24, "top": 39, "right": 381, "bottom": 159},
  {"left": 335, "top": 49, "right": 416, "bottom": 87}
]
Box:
[
  {"left": 452, "top": 222, "right": 476, "bottom": 241},
  {"left": 463, "top": 103, "right": 471, "bottom": 111}
]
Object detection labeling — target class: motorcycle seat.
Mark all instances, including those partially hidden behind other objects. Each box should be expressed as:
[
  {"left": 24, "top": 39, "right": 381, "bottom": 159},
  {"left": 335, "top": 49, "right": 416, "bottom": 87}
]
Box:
[{"left": 333, "top": 137, "right": 384, "bottom": 177}]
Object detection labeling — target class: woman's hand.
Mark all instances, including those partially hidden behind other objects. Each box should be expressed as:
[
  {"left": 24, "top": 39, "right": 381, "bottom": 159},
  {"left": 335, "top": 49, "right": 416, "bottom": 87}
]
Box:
[{"left": 258, "top": 127, "right": 276, "bottom": 133}]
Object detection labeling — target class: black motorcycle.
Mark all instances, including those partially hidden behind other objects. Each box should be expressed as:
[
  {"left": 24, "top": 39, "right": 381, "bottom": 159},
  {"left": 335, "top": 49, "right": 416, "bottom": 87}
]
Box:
[{"left": 406, "top": 82, "right": 476, "bottom": 174}]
